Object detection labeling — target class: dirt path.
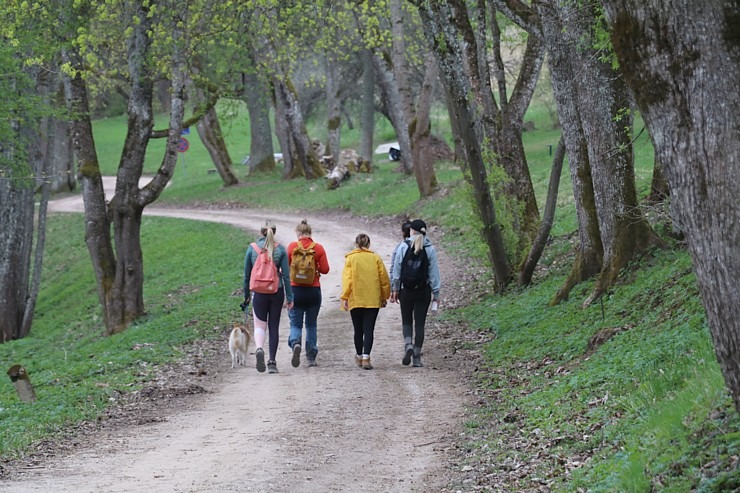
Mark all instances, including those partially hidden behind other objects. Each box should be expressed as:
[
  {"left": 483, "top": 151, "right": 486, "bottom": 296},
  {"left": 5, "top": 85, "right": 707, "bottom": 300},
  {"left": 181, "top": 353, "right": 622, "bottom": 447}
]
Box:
[{"left": 1, "top": 181, "right": 470, "bottom": 492}]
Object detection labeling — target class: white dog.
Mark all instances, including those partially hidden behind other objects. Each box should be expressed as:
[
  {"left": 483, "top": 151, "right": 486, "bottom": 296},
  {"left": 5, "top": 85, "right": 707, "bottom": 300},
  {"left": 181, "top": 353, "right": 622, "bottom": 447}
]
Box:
[{"left": 228, "top": 325, "right": 251, "bottom": 368}]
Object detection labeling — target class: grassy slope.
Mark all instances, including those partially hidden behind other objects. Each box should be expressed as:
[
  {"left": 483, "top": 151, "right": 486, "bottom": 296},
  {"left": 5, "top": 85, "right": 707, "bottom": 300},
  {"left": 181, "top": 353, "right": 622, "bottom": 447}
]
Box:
[{"left": 1, "top": 102, "right": 737, "bottom": 490}]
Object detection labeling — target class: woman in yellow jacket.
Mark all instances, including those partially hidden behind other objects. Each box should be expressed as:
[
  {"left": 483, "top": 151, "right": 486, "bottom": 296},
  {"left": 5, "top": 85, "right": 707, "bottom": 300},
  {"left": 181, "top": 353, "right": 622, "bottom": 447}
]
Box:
[{"left": 341, "top": 234, "right": 391, "bottom": 370}]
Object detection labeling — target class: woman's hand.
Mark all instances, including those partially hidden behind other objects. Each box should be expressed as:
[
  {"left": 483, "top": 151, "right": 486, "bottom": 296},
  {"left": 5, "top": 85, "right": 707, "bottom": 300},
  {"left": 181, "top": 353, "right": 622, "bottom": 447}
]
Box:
[
  {"left": 285, "top": 301, "right": 294, "bottom": 310},
  {"left": 341, "top": 299, "right": 349, "bottom": 311},
  {"left": 390, "top": 291, "right": 399, "bottom": 303}
]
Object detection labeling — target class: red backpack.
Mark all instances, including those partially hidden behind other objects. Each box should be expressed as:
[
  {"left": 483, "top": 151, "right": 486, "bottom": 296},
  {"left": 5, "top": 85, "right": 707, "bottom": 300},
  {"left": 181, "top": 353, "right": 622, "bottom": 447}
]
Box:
[{"left": 249, "top": 242, "right": 280, "bottom": 294}]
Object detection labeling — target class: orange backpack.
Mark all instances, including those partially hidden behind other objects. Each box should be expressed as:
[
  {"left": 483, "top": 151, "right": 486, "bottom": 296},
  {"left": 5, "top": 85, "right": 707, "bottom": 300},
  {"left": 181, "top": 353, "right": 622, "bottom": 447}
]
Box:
[
  {"left": 249, "top": 242, "right": 280, "bottom": 294},
  {"left": 290, "top": 241, "right": 317, "bottom": 285}
]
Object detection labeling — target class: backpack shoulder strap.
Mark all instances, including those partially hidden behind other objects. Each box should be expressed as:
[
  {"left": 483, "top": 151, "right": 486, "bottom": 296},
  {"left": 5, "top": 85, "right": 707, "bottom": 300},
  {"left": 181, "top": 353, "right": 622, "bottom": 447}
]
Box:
[{"left": 251, "top": 242, "right": 261, "bottom": 253}]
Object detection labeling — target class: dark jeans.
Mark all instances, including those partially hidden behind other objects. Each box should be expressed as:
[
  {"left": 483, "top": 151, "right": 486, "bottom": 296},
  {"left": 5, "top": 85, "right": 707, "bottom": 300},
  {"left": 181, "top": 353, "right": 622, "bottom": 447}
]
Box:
[
  {"left": 399, "top": 285, "right": 431, "bottom": 350},
  {"left": 288, "top": 286, "right": 322, "bottom": 359},
  {"left": 252, "top": 288, "right": 285, "bottom": 361},
  {"left": 350, "top": 307, "right": 380, "bottom": 355}
]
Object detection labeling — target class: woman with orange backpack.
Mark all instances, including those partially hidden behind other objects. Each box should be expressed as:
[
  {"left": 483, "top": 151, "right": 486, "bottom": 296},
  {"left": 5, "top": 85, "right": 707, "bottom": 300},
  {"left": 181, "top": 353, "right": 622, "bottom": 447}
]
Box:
[
  {"left": 287, "top": 219, "right": 330, "bottom": 368},
  {"left": 243, "top": 220, "right": 294, "bottom": 374}
]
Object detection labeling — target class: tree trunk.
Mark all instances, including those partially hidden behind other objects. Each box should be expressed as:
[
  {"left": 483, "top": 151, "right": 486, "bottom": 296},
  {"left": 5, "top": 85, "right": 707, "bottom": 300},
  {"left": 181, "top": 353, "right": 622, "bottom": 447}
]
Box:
[
  {"left": 410, "top": 56, "right": 439, "bottom": 198},
  {"left": 390, "top": 0, "right": 414, "bottom": 119},
  {"left": 646, "top": 154, "right": 669, "bottom": 204},
  {"left": 155, "top": 79, "right": 171, "bottom": 114},
  {"left": 0, "top": 66, "right": 52, "bottom": 343},
  {"left": 488, "top": 9, "right": 544, "bottom": 244},
  {"left": 325, "top": 56, "right": 341, "bottom": 166},
  {"left": 359, "top": 48, "right": 375, "bottom": 166},
  {"left": 191, "top": 56, "right": 237, "bottom": 187},
  {"left": 63, "top": 46, "right": 118, "bottom": 332},
  {"left": 272, "top": 77, "right": 295, "bottom": 179},
  {"left": 0, "top": 161, "right": 35, "bottom": 343},
  {"left": 415, "top": 0, "right": 512, "bottom": 289},
  {"left": 519, "top": 137, "right": 565, "bottom": 286},
  {"left": 64, "top": 3, "right": 187, "bottom": 335},
  {"left": 50, "top": 79, "right": 76, "bottom": 193},
  {"left": 603, "top": 0, "right": 740, "bottom": 412},
  {"left": 242, "top": 65, "right": 275, "bottom": 174},
  {"left": 373, "top": 53, "right": 414, "bottom": 175},
  {"left": 196, "top": 105, "right": 239, "bottom": 187},
  {"left": 272, "top": 76, "right": 323, "bottom": 180},
  {"left": 547, "top": 0, "right": 661, "bottom": 306}
]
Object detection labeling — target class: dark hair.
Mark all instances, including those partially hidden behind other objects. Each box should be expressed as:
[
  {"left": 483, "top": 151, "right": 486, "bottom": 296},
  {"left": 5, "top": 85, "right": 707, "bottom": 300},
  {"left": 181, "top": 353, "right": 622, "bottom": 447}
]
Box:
[
  {"left": 401, "top": 221, "right": 412, "bottom": 239},
  {"left": 355, "top": 233, "right": 371, "bottom": 249}
]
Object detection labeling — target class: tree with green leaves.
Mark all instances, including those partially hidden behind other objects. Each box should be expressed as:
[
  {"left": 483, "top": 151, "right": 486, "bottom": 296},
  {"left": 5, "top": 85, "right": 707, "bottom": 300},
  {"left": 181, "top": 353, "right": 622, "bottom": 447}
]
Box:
[
  {"left": 0, "top": 3, "right": 55, "bottom": 342},
  {"left": 62, "top": 0, "right": 207, "bottom": 335},
  {"left": 411, "top": 0, "right": 547, "bottom": 289}
]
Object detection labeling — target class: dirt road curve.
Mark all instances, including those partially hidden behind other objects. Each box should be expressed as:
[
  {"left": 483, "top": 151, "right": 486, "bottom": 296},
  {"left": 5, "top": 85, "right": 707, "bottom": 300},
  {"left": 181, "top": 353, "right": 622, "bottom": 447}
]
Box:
[{"left": 1, "top": 179, "right": 469, "bottom": 493}]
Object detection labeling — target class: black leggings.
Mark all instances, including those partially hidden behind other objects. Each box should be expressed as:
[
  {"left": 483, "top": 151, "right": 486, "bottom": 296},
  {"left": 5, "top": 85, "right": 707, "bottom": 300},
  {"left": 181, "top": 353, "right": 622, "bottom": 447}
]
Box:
[
  {"left": 399, "top": 285, "right": 431, "bottom": 350},
  {"left": 252, "top": 288, "right": 285, "bottom": 361},
  {"left": 350, "top": 307, "right": 379, "bottom": 355}
]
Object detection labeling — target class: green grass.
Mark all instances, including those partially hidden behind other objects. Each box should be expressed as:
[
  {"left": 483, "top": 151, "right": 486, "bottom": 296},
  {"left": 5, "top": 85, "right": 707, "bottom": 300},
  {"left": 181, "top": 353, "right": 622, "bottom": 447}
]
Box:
[
  {"left": 452, "top": 246, "right": 739, "bottom": 491},
  {"left": 2, "top": 98, "right": 737, "bottom": 492},
  {"left": 0, "top": 214, "right": 246, "bottom": 457}
]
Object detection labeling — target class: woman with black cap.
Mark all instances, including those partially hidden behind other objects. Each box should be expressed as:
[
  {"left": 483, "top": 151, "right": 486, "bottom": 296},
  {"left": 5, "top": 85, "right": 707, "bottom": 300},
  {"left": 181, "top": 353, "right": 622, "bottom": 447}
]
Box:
[{"left": 389, "top": 219, "right": 441, "bottom": 367}]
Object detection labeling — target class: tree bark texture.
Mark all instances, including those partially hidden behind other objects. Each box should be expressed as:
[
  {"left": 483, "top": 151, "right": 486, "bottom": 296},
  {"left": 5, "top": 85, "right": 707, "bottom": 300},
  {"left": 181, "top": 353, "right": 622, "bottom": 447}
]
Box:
[
  {"left": 602, "top": 0, "right": 740, "bottom": 412},
  {"left": 415, "top": 0, "right": 512, "bottom": 288},
  {"left": 410, "top": 56, "right": 440, "bottom": 197},
  {"left": 273, "top": 76, "right": 324, "bottom": 180},
  {"left": 487, "top": 8, "right": 545, "bottom": 244},
  {"left": 196, "top": 106, "right": 239, "bottom": 187},
  {"left": 533, "top": 0, "right": 661, "bottom": 303},
  {"left": 421, "top": 0, "right": 542, "bottom": 257},
  {"left": 646, "top": 154, "right": 669, "bottom": 204},
  {"left": 0, "top": 163, "right": 34, "bottom": 342},
  {"left": 372, "top": 53, "right": 414, "bottom": 175},
  {"left": 242, "top": 67, "right": 276, "bottom": 174},
  {"left": 519, "top": 137, "right": 565, "bottom": 286},
  {"left": 560, "top": 0, "right": 661, "bottom": 305},
  {"left": 191, "top": 55, "right": 237, "bottom": 187},
  {"left": 65, "top": 3, "right": 187, "bottom": 335},
  {"left": 50, "top": 79, "right": 76, "bottom": 193},
  {"left": 325, "top": 56, "right": 341, "bottom": 166},
  {"left": 390, "top": 0, "right": 414, "bottom": 120},
  {"left": 0, "top": 67, "right": 52, "bottom": 342},
  {"left": 359, "top": 49, "right": 375, "bottom": 165},
  {"left": 531, "top": 5, "right": 603, "bottom": 303}
]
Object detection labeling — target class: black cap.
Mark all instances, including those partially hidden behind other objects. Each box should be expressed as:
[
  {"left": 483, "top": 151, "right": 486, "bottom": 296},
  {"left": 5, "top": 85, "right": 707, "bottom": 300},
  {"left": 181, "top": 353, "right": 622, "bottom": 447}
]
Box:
[{"left": 410, "top": 219, "right": 427, "bottom": 234}]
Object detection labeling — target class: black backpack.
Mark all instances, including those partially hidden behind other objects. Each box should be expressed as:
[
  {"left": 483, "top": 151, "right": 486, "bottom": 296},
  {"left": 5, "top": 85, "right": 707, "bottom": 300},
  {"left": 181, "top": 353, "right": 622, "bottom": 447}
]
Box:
[{"left": 400, "top": 240, "right": 429, "bottom": 291}]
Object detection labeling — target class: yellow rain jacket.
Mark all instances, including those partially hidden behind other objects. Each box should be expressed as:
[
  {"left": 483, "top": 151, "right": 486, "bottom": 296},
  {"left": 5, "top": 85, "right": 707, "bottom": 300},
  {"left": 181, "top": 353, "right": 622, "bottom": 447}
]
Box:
[{"left": 341, "top": 248, "right": 391, "bottom": 309}]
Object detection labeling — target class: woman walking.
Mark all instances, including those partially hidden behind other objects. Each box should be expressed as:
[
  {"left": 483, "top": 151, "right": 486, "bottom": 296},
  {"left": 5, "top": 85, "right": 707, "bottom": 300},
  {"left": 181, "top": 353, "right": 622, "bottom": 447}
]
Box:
[
  {"left": 341, "top": 234, "right": 391, "bottom": 370},
  {"left": 389, "top": 219, "right": 441, "bottom": 367},
  {"left": 243, "top": 220, "right": 294, "bottom": 374},
  {"left": 287, "top": 219, "right": 330, "bottom": 367}
]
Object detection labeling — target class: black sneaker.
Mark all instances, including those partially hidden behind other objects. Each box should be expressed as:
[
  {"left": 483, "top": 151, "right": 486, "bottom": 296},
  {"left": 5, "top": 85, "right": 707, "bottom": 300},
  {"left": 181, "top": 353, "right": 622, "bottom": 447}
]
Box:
[
  {"left": 402, "top": 345, "right": 414, "bottom": 366},
  {"left": 255, "top": 348, "right": 266, "bottom": 373},
  {"left": 267, "top": 361, "right": 278, "bottom": 373},
  {"left": 307, "top": 358, "right": 317, "bottom": 367},
  {"left": 291, "top": 344, "right": 302, "bottom": 368}
]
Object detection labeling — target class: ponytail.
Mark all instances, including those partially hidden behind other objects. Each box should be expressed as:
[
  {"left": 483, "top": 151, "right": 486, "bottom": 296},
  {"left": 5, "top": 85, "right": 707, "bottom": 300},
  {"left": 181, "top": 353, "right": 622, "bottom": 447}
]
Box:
[
  {"left": 260, "top": 219, "right": 277, "bottom": 258},
  {"left": 412, "top": 234, "right": 424, "bottom": 254}
]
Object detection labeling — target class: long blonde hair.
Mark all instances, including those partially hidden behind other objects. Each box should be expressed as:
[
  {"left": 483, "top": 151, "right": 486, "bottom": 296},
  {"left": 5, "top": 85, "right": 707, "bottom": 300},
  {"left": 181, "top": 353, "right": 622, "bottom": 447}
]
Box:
[
  {"left": 411, "top": 233, "right": 424, "bottom": 254},
  {"left": 260, "top": 220, "right": 277, "bottom": 257}
]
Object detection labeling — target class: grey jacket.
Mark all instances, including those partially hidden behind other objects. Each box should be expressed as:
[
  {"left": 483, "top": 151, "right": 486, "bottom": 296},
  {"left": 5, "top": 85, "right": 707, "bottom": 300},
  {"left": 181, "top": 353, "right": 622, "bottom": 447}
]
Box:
[{"left": 390, "top": 234, "right": 441, "bottom": 300}]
